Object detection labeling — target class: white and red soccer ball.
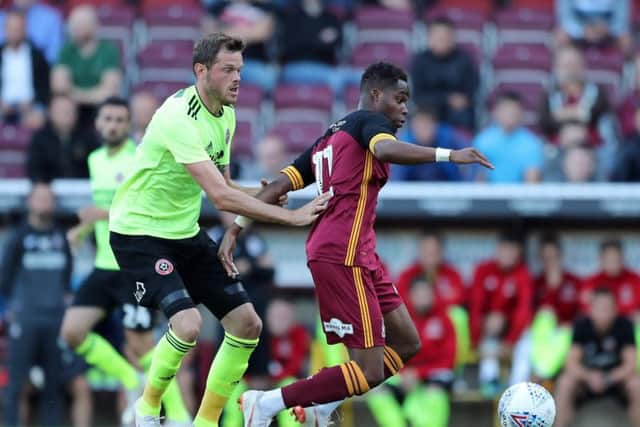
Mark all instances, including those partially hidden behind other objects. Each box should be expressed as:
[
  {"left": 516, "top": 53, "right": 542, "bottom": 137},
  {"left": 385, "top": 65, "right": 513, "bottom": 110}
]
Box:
[{"left": 498, "top": 382, "right": 556, "bottom": 427}]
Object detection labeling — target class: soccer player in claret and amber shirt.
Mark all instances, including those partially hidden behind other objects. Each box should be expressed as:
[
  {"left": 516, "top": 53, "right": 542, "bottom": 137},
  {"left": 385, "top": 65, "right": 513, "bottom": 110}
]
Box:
[{"left": 219, "top": 62, "right": 493, "bottom": 426}]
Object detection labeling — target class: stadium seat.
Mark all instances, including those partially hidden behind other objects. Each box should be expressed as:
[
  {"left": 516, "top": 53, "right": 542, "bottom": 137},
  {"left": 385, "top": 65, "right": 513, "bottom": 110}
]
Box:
[
  {"left": 354, "top": 6, "right": 414, "bottom": 48},
  {"left": 494, "top": 8, "right": 554, "bottom": 47},
  {"left": 508, "top": 0, "right": 554, "bottom": 12},
  {"left": 584, "top": 49, "right": 625, "bottom": 102},
  {"left": 344, "top": 84, "right": 360, "bottom": 112},
  {"left": 430, "top": 0, "right": 494, "bottom": 15},
  {"left": 492, "top": 44, "right": 551, "bottom": 87},
  {"left": 236, "top": 84, "right": 264, "bottom": 111},
  {"left": 143, "top": 5, "right": 204, "bottom": 42},
  {"left": 0, "top": 151, "right": 26, "bottom": 178},
  {"left": 270, "top": 122, "right": 326, "bottom": 155},
  {"left": 0, "top": 124, "right": 31, "bottom": 150},
  {"left": 132, "top": 81, "right": 188, "bottom": 100},
  {"left": 137, "top": 41, "right": 194, "bottom": 83},
  {"left": 273, "top": 84, "right": 333, "bottom": 127},
  {"left": 351, "top": 42, "right": 410, "bottom": 69},
  {"left": 425, "top": 6, "right": 488, "bottom": 50},
  {"left": 233, "top": 119, "right": 256, "bottom": 160}
]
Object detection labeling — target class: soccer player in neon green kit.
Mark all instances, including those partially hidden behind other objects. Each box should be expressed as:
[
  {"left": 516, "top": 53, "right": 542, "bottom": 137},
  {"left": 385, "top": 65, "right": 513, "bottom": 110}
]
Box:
[
  {"left": 61, "top": 97, "right": 191, "bottom": 426},
  {"left": 108, "top": 33, "right": 330, "bottom": 427}
]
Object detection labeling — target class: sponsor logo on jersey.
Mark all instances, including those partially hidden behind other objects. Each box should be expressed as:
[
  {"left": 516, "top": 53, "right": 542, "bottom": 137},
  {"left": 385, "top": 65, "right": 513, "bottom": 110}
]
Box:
[
  {"left": 323, "top": 318, "right": 354, "bottom": 338},
  {"left": 225, "top": 128, "right": 231, "bottom": 145},
  {"left": 134, "top": 281, "right": 146, "bottom": 303},
  {"left": 155, "top": 259, "right": 174, "bottom": 276}
]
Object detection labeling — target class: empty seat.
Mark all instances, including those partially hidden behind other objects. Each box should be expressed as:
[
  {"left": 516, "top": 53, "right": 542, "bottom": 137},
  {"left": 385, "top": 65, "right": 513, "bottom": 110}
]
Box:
[
  {"left": 0, "top": 150, "right": 26, "bottom": 178},
  {"left": 270, "top": 122, "right": 326, "bottom": 154},
  {"left": 273, "top": 84, "right": 333, "bottom": 127},
  {"left": 494, "top": 8, "right": 554, "bottom": 47},
  {"left": 344, "top": 85, "right": 361, "bottom": 111},
  {"left": 351, "top": 42, "right": 410, "bottom": 69},
  {"left": 0, "top": 125, "right": 32, "bottom": 150},
  {"left": 354, "top": 6, "right": 414, "bottom": 48},
  {"left": 584, "top": 49, "right": 624, "bottom": 101},
  {"left": 132, "top": 81, "right": 188, "bottom": 100},
  {"left": 143, "top": 5, "right": 204, "bottom": 42},
  {"left": 236, "top": 84, "right": 264, "bottom": 111},
  {"left": 233, "top": 120, "right": 256, "bottom": 159},
  {"left": 137, "top": 41, "right": 194, "bottom": 83},
  {"left": 492, "top": 44, "right": 551, "bottom": 86}
]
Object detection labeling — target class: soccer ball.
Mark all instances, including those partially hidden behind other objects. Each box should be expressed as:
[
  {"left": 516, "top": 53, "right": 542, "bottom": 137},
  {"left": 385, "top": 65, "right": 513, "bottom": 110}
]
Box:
[{"left": 498, "top": 382, "right": 556, "bottom": 427}]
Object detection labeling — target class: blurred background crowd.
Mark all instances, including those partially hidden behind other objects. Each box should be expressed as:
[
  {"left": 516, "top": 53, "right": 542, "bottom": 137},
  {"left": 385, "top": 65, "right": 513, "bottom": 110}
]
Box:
[{"left": 2, "top": 0, "right": 640, "bottom": 426}]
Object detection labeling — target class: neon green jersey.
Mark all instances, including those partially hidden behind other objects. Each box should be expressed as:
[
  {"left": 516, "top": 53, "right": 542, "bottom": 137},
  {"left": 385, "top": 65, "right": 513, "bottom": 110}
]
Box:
[
  {"left": 87, "top": 139, "right": 136, "bottom": 270},
  {"left": 109, "top": 85, "right": 235, "bottom": 239}
]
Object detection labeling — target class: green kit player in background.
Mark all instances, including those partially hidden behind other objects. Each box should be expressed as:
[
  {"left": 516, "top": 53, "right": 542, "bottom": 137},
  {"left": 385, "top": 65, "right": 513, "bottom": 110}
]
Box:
[
  {"left": 61, "top": 97, "right": 191, "bottom": 426},
  {"left": 108, "top": 33, "right": 330, "bottom": 427}
]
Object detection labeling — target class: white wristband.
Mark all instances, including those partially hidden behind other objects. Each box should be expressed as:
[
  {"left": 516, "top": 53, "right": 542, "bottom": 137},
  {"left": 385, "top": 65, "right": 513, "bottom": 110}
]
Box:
[
  {"left": 234, "top": 216, "right": 252, "bottom": 229},
  {"left": 435, "top": 147, "right": 452, "bottom": 162}
]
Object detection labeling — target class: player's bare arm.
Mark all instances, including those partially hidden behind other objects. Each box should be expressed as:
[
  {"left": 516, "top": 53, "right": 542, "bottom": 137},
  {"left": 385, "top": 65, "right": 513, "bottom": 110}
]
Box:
[
  {"left": 222, "top": 164, "right": 288, "bottom": 204},
  {"left": 372, "top": 139, "right": 494, "bottom": 169},
  {"left": 217, "top": 175, "right": 294, "bottom": 277},
  {"left": 185, "top": 160, "right": 327, "bottom": 226}
]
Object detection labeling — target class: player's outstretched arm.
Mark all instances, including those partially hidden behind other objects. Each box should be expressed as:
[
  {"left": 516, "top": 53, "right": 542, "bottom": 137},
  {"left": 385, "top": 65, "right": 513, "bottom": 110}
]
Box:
[
  {"left": 372, "top": 139, "right": 494, "bottom": 169},
  {"left": 185, "top": 161, "right": 328, "bottom": 226},
  {"left": 217, "top": 175, "right": 295, "bottom": 278}
]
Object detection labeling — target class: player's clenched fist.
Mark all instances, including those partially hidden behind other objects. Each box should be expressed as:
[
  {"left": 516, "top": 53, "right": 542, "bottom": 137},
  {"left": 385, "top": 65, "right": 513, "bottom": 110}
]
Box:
[{"left": 450, "top": 147, "right": 494, "bottom": 170}]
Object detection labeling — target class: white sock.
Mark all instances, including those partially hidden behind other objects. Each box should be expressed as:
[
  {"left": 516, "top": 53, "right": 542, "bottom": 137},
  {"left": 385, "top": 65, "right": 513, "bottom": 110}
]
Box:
[
  {"left": 315, "top": 399, "right": 345, "bottom": 416},
  {"left": 259, "top": 389, "right": 285, "bottom": 416}
]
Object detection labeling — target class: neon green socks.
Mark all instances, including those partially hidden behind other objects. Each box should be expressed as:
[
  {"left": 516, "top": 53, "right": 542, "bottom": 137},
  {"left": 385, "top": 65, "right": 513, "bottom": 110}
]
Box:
[
  {"left": 193, "top": 333, "right": 258, "bottom": 427},
  {"left": 139, "top": 350, "right": 191, "bottom": 422},
  {"left": 404, "top": 386, "right": 449, "bottom": 427},
  {"left": 75, "top": 332, "right": 139, "bottom": 390},
  {"left": 140, "top": 329, "right": 195, "bottom": 417}
]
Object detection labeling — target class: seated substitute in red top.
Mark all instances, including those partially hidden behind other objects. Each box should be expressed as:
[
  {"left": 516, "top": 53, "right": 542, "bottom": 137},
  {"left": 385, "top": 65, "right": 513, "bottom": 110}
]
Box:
[
  {"left": 397, "top": 231, "right": 466, "bottom": 312},
  {"left": 535, "top": 232, "right": 582, "bottom": 325},
  {"left": 266, "top": 298, "right": 311, "bottom": 384},
  {"left": 469, "top": 230, "right": 533, "bottom": 397},
  {"left": 580, "top": 238, "right": 640, "bottom": 318}
]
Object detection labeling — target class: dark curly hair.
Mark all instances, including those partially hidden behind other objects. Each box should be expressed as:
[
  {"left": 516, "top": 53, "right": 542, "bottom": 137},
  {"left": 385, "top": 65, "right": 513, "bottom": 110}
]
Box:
[{"left": 360, "top": 62, "right": 408, "bottom": 94}]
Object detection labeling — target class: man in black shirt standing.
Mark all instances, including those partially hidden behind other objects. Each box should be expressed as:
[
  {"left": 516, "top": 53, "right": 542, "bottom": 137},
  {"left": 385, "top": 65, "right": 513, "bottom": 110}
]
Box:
[{"left": 555, "top": 287, "right": 640, "bottom": 427}]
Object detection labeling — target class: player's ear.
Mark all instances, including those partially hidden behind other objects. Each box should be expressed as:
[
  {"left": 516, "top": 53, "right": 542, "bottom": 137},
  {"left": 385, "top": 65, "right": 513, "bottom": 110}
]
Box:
[
  {"left": 193, "top": 62, "right": 207, "bottom": 78},
  {"left": 371, "top": 88, "right": 381, "bottom": 103}
]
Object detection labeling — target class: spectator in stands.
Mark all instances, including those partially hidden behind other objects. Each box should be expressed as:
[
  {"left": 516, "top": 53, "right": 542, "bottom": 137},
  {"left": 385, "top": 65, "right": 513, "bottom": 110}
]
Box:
[
  {"left": 561, "top": 145, "right": 597, "bottom": 182},
  {"left": 0, "top": 0, "right": 63, "bottom": 64},
  {"left": 130, "top": 90, "right": 159, "bottom": 144},
  {"left": 0, "top": 184, "right": 70, "bottom": 426},
  {"left": 51, "top": 5, "right": 122, "bottom": 129},
  {"left": 0, "top": 9, "right": 48, "bottom": 130},
  {"left": 580, "top": 238, "right": 640, "bottom": 318},
  {"left": 204, "top": 0, "right": 277, "bottom": 92},
  {"left": 26, "top": 95, "right": 99, "bottom": 182},
  {"left": 473, "top": 91, "right": 544, "bottom": 183},
  {"left": 555, "top": 0, "right": 632, "bottom": 53},
  {"left": 367, "top": 277, "right": 455, "bottom": 427},
  {"left": 0, "top": 10, "right": 49, "bottom": 129},
  {"left": 555, "top": 288, "right": 640, "bottom": 427},
  {"left": 531, "top": 233, "right": 582, "bottom": 381},
  {"left": 411, "top": 16, "right": 478, "bottom": 131},
  {"left": 470, "top": 230, "right": 533, "bottom": 396},
  {"left": 618, "top": 55, "right": 640, "bottom": 138},
  {"left": 241, "top": 134, "right": 289, "bottom": 181},
  {"left": 611, "top": 103, "right": 640, "bottom": 182},
  {"left": 539, "top": 45, "right": 612, "bottom": 146},
  {"left": 279, "top": 0, "right": 355, "bottom": 93},
  {"left": 391, "top": 105, "right": 467, "bottom": 181}
]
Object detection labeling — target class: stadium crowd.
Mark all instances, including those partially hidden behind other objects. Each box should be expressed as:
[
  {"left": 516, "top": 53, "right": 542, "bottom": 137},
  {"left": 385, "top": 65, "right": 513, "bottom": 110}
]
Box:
[{"left": 1, "top": 0, "right": 640, "bottom": 426}]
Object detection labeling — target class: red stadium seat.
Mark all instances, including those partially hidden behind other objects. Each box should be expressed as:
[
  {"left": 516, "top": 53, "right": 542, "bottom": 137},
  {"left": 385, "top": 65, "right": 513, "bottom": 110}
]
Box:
[
  {"left": 354, "top": 6, "right": 414, "bottom": 47},
  {"left": 236, "top": 84, "right": 264, "bottom": 111},
  {"left": 143, "top": 5, "right": 204, "bottom": 42},
  {"left": 132, "top": 81, "right": 188, "bottom": 100},
  {"left": 509, "top": 0, "right": 554, "bottom": 12},
  {"left": 344, "top": 85, "right": 360, "bottom": 112},
  {"left": 584, "top": 49, "right": 624, "bottom": 101},
  {"left": 273, "top": 84, "right": 333, "bottom": 112},
  {"left": 351, "top": 42, "right": 410, "bottom": 69},
  {"left": 233, "top": 120, "right": 256, "bottom": 159},
  {"left": 0, "top": 150, "right": 26, "bottom": 178},
  {"left": 425, "top": 7, "right": 488, "bottom": 49},
  {"left": 0, "top": 124, "right": 32, "bottom": 150},
  {"left": 137, "top": 41, "right": 194, "bottom": 83},
  {"left": 494, "top": 8, "right": 554, "bottom": 47},
  {"left": 430, "top": 0, "right": 494, "bottom": 15},
  {"left": 270, "top": 122, "right": 326, "bottom": 155},
  {"left": 492, "top": 44, "right": 551, "bottom": 87}
]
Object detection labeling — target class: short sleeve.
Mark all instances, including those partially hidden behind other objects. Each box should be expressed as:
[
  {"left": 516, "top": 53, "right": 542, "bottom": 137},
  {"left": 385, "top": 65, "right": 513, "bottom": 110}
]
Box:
[
  {"left": 163, "top": 118, "right": 210, "bottom": 164},
  {"left": 618, "top": 318, "right": 636, "bottom": 347},
  {"left": 281, "top": 145, "right": 315, "bottom": 190},
  {"left": 572, "top": 317, "right": 590, "bottom": 345},
  {"left": 100, "top": 41, "right": 121, "bottom": 70},
  {"left": 359, "top": 112, "right": 396, "bottom": 153}
]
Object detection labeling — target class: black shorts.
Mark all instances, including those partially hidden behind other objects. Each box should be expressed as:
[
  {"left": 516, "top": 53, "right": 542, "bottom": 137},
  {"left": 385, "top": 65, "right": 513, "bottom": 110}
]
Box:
[
  {"left": 110, "top": 230, "right": 250, "bottom": 319},
  {"left": 72, "top": 269, "right": 154, "bottom": 332}
]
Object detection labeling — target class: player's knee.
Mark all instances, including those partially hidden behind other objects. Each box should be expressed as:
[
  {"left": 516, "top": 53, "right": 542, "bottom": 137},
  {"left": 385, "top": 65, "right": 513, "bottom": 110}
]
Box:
[
  {"left": 170, "top": 308, "right": 202, "bottom": 342},
  {"left": 61, "top": 321, "right": 88, "bottom": 349},
  {"left": 239, "top": 312, "right": 262, "bottom": 340}
]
